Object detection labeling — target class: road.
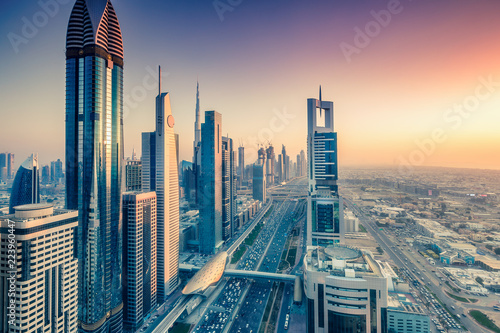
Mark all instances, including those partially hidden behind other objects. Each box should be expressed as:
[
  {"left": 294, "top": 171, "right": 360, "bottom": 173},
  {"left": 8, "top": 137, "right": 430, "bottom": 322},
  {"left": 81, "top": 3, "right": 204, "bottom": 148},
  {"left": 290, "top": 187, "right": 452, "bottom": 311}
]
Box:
[{"left": 344, "top": 197, "right": 489, "bottom": 333}]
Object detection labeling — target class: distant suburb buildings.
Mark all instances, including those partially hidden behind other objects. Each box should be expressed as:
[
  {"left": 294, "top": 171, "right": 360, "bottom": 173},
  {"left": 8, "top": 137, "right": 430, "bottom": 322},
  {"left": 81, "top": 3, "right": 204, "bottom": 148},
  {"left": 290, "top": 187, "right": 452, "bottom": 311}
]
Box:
[
  {"left": 307, "top": 87, "right": 345, "bottom": 246},
  {"left": 65, "top": 0, "right": 124, "bottom": 330},
  {"left": 0, "top": 204, "right": 78, "bottom": 332}
]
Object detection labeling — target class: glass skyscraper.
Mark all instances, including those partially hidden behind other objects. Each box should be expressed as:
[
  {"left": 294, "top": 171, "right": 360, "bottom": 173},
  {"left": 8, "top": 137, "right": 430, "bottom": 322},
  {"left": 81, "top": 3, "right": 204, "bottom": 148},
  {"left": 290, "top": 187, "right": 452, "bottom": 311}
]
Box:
[
  {"left": 306, "top": 87, "right": 345, "bottom": 246},
  {"left": 200, "top": 111, "right": 224, "bottom": 254},
  {"left": 65, "top": 0, "right": 124, "bottom": 331},
  {"left": 9, "top": 153, "right": 40, "bottom": 214}
]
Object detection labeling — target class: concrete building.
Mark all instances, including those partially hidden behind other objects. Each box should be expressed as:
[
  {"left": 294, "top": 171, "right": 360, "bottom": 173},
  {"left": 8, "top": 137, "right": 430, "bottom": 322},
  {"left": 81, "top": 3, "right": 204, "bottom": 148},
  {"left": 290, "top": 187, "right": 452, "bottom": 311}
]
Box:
[
  {"left": 307, "top": 88, "right": 344, "bottom": 246},
  {"left": 0, "top": 204, "right": 78, "bottom": 332},
  {"left": 200, "top": 111, "right": 223, "bottom": 254},
  {"left": 387, "top": 293, "right": 430, "bottom": 333},
  {"left": 304, "top": 245, "right": 389, "bottom": 333},
  {"left": 122, "top": 192, "right": 157, "bottom": 332}
]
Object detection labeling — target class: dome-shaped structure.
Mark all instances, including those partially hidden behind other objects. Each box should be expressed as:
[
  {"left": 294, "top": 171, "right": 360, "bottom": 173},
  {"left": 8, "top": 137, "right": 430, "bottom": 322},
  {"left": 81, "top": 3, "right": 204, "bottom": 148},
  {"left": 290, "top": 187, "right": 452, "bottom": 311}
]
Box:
[
  {"left": 66, "top": 0, "right": 123, "bottom": 60},
  {"left": 182, "top": 252, "right": 228, "bottom": 295}
]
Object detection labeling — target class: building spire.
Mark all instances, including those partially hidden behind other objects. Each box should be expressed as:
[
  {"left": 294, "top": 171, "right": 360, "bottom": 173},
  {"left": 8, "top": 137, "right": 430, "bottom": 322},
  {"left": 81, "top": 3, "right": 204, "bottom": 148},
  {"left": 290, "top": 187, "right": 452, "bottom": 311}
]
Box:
[
  {"left": 319, "top": 85, "right": 322, "bottom": 102},
  {"left": 159, "top": 65, "right": 161, "bottom": 95},
  {"left": 194, "top": 79, "right": 201, "bottom": 145}
]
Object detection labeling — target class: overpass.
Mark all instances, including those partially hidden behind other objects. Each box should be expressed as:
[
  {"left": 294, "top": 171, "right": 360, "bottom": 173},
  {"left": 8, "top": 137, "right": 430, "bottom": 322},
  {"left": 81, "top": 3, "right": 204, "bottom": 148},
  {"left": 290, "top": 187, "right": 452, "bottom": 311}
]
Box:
[
  {"left": 224, "top": 269, "right": 296, "bottom": 282},
  {"left": 179, "top": 266, "right": 297, "bottom": 283}
]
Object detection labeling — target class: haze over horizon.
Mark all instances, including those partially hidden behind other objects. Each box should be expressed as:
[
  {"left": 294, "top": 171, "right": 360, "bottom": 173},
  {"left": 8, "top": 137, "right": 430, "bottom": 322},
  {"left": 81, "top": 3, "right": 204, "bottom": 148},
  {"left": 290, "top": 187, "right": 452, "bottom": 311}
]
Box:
[{"left": 1, "top": 0, "right": 499, "bottom": 171}]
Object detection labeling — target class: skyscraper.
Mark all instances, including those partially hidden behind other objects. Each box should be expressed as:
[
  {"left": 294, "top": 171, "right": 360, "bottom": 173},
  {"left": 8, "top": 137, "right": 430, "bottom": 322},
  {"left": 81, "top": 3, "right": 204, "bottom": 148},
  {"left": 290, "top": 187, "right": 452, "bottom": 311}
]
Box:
[
  {"left": 126, "top": 160, "right": 142, "bottom": 191},
  {"left": 0, "top": 204, "right": 79, "bottom": 332},
  {"left": 9, "top": 154, "right": 40, "bottom": 214},
  {"left": 253, "top": 163, "right": 266, "bottom": 202},
  {"left": 222, "top": 136, "right": 236, "bottom": 240},
  {"left": 266, "top": 145, "right": 275, "bottom": 186},
  {"left": 42, "top": 164, "right": 50, "bottom": 184},
  {"left": 306, "top": 87, "right": 344, "bottom": 246},
  {"left": 141, "top": 69, "right": 180, "bottom": 300},
  {"left": 200, "top": 111, "right": 223, "bottom": 254},
  {"left": 7, "top": 153, "right": 14, "bottom": 179},
  {"left": 238, "top": 146, "right": 245, "bottom": 188},
  {"left": 51, "top": 158, "right": 64, "bottom": 183},
  {"left": 0, "top": 153, "right": 6, "bottom": 181},
  {"left": 122, "top": 192, "right": 157, "bottom": 331},
  {"left": 193, "top": 81, "right": 202, "bottom": 206},
  {"left": 65, "top": 0, "right": 124, "bottom": 330},
  {"left": 300, "top": 150, "right": 306, "bottom": 177}
]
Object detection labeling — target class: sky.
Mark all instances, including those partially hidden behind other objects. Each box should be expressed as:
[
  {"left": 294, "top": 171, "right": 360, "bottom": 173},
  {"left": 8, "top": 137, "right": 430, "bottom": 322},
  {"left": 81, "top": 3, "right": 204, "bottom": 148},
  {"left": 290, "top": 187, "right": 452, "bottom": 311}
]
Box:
[{"left": 0, "top": 0, "right": 499, "bottom": 171}]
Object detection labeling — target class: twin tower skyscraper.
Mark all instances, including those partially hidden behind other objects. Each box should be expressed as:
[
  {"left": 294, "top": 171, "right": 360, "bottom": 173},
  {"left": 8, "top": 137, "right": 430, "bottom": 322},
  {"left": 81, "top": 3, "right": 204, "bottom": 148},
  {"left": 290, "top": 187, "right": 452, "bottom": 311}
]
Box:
[{"left": 65, "top": 1, "right": 178, "bottom": 332}]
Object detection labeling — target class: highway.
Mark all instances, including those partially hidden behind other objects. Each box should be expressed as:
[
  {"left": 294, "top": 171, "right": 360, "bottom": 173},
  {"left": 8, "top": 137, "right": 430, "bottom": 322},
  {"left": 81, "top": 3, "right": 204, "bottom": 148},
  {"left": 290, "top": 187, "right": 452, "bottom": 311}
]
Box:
[{"left": 344, "top": 197, "right": 489, "bottom": 333}]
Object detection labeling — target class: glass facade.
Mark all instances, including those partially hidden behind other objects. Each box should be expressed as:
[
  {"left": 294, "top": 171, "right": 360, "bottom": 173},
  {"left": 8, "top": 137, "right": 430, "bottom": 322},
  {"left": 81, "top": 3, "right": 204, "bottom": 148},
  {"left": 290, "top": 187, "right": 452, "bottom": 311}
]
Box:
[
  {"left": 328, "top": 311, "right": 367, "bottom": 333},
  {"left": 65, "top": 0, "right": 124, "bottom": 329},
  {"left": 9, "top": 155, "right": 39, "bottom": 213}
]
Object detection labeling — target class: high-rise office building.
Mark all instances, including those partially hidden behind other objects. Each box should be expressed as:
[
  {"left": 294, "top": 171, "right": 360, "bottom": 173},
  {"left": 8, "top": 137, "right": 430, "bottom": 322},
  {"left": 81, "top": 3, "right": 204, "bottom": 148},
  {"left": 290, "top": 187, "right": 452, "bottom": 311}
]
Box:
[
  {"left": 252, "top": 163, "right": 266, "bottom": 202},
  {"left": 65, "top": 0, "right": 124, "bottom": 330},
  {"left": 126, "top": 160, "right": 142, "bottom": 191},
  {"left": 142, "top": 132, "right": 156, "bottom": 192},
  {"left": 238, "top": 146, "right": 245, "bottom": 188},
  {"left": 0, "top": 153, "right": 6, "bottom": 181},
  {"left": 296, "top": 154, "right": 301, "bottom": 177},
  {"left": 199, "top": 111, "right": 223, "bottom": 254},
  {"left": 42, "top": 164, "right": 51, "bottom": 184},
  {"left": 51, "top": 158, "right": 64, "bottom": 183},
  {"left": 266, "top": 145, "right": 275, "bottom": 186},
  {"left": 7, "top": 153, "right": 14, "bottom": 179},
  {"left": 222, "top": 136, "right": 236, "bottom": 240},
  {"left": 307, "top": 88, "right": 344, "bottom": 246},
  {"left": 9, "top": 154, "right": 40, "bottom": 214},
  {"left": 0, "top": 204, "right": 78, "bottom": 332},
  {"left": 277, "top": 154, "right": 283, "bottom": 183},
  {"left": 141, "top": 69, "right": 180, "bottom": 300},
  {"left": 122, "top": 192, "right": 157, "bottom": 331},
  {"left": 300, "top": 150, "right": 306, "bottom": 177},
  {"left": 304, "top": 246, "right": 388, "bottom": 333}
]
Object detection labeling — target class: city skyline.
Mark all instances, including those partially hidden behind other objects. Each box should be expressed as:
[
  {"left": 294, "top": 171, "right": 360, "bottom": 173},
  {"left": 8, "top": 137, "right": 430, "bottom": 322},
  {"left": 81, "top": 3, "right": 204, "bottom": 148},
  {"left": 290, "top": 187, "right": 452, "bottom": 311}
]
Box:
[{"left": 1, "top": 1, "right": 499, "bottom": 171}]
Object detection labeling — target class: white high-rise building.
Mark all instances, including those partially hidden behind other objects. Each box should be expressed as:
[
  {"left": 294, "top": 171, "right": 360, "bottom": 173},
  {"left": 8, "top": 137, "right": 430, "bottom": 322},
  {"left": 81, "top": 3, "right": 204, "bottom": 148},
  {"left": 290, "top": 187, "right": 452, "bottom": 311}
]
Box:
[
  {"left": 0, "top": 204, "right": 78, "bottom": 332},
  {"left": 141, "top": 67, "right": 180, "bottom": 301}
]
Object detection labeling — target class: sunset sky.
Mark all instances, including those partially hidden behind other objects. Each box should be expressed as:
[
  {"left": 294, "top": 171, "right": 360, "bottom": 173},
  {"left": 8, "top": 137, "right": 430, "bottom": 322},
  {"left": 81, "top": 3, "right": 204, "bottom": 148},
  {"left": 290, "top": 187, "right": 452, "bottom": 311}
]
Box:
[{"left": 0, "top": 0, "right": 499, "bottom": 171}]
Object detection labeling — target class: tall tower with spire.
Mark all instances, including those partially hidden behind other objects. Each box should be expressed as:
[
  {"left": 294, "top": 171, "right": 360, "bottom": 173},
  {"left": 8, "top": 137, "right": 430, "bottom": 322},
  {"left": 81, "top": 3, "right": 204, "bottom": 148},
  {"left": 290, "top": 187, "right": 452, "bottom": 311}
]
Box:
[
  {"left": 306, "top": 86, "right": 344, "bottom": 246},
  {"left": 142, "top": 66, "right": 180, "bottom": 300},
  {"left": 193, "top": 81, "right": 202, "bottom": 206},
  {"left": 194, "top": 80, "right": 201, "bottom": 147}
]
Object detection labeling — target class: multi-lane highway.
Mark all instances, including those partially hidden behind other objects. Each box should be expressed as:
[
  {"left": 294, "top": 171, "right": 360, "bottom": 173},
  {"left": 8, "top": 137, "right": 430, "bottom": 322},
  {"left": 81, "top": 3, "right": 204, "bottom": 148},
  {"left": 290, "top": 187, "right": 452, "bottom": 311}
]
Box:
[{"left": 344, "top": 197, "right": 490, "bottom": 333}]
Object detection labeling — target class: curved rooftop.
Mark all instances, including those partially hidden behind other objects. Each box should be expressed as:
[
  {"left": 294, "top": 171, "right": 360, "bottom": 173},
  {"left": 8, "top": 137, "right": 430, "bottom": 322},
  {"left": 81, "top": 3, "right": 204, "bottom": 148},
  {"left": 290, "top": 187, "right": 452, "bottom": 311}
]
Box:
[
  {"left": 182, "top": 251, "right": 228, "bottom": 295},
  {"left": 66, "top": 0, "right": 123, "bottom": 59},
  {"left": 20, "top": 154, "right": 38, "bottom": 171},
  {"left": 324, "top": 245, "right": 362, "bottom": 261}
]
